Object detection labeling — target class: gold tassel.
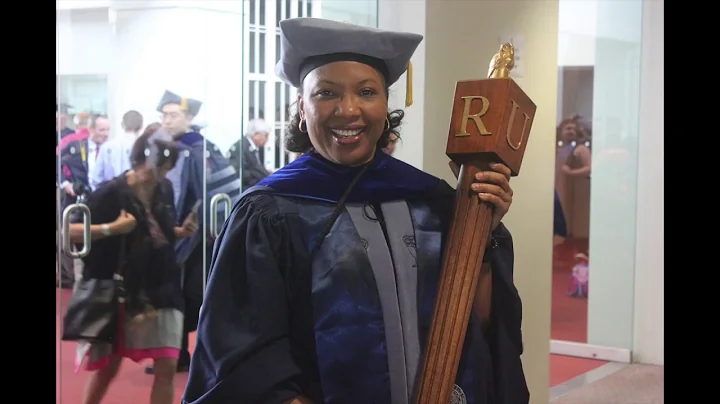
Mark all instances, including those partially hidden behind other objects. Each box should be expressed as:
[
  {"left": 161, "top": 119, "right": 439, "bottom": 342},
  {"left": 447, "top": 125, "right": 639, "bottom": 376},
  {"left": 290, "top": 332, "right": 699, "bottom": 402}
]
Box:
[
  {"left": 180, "top": 97, "right": 189, "bottom": 111},
  {"left": 405, "top": 61, "right": 413, "bottom": 108},
  {"left": 80, "top": 141, "right": 86, "bottom": 162}
]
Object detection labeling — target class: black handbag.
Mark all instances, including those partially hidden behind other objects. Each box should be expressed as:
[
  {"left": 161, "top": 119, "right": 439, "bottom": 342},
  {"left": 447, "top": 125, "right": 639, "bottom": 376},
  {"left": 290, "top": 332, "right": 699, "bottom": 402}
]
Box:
[{"left": 61, "top": 236, "right": 127, "bottom": 343}]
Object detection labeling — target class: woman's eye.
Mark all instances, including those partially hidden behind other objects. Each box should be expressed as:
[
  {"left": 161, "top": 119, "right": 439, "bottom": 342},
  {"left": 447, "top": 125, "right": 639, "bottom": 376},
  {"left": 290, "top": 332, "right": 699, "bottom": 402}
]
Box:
[
  {"left": 316, "top": 90, "right": 334, "bottom": 97},
  {"left": 360, "top": 89, "right": 376, "bottom": 97}
]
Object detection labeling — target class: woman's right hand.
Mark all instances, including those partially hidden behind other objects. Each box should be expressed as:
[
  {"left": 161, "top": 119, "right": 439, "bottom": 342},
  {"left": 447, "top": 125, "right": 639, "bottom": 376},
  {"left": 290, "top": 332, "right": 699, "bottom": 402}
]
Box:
[{"left": 112, "top": 209, "right": 137, "bottom": 234}]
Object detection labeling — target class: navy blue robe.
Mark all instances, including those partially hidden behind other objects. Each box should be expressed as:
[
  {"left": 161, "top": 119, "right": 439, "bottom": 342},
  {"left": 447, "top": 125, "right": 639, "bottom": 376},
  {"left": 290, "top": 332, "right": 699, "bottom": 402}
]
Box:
[
  {"left": 183, "top": 150, "right": 529, "bottom": 404},
  {"left": 172, "top": 132, "right": 242, "bottom": 330}
]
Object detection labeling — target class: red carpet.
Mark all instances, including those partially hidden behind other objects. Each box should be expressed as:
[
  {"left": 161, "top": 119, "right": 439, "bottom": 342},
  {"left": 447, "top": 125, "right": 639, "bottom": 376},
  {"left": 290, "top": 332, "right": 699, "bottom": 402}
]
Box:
[
  {"left": 56, "top": 289, "right": 192, "bottom": 403},
  {"left": 549, "top": 237, "right": 607, "bottom": 385},
  {"left": 551, "top": 238, "right": 589, "bottom": 342}
]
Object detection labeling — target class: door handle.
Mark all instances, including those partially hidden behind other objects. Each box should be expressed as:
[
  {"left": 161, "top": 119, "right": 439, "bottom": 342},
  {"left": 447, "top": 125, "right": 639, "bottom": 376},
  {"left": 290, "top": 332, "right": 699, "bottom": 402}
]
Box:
[
  {"left": 62, "top": 203, "right": 91, "bottom": 258},
  {"left": 209, "top": 193, "right": 232, "bottom": 239}
]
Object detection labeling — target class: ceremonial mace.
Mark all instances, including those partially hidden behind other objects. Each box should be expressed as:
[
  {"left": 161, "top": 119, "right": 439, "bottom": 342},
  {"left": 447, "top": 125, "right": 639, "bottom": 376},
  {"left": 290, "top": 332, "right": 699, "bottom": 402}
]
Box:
[{"left": 414, "top": 43, "right": 537, "bottom": 404}]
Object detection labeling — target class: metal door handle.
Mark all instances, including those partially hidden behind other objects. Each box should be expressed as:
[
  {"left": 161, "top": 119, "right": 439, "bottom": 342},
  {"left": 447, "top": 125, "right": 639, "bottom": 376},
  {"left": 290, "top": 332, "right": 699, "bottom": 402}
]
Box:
[
  {"left": 62, "top": 203, "right": 91, "bottom": 258},
  {"left": 209, "top": 193, "right": 232, "bottom": 239}
]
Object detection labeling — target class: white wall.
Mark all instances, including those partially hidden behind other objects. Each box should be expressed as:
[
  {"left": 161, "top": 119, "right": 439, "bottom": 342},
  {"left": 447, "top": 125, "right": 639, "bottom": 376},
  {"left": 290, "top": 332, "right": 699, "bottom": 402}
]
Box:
[
  {"left": 632, "top": 0, "right": 664, "bottom": 366},
  {"left": 319, "top": 0, "right": 377, "bottom": 26},
  {"left": 557, "top": 0, "right": 596, "bottom": 67},
  {"left": 557, "top": 0, "right": 648, "bottom": 67},
  {"left": 56, "top": 9, "right": 113, "bottom": 76},
  {"left": 378, "top": 0, "right": 426, "bottom": 171}
]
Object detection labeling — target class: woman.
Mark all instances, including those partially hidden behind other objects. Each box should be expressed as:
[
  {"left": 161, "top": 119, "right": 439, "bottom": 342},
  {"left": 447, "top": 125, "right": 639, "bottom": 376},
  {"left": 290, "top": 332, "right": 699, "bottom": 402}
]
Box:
[
  {"left": 555, "top": 116, "right": 592, "bottom": 238},
  {"left": 68, "top": 129, "right": 198, "bottom": 404},
  {"left": 184, "top": 18, "right": 527, "bottom": 404}
]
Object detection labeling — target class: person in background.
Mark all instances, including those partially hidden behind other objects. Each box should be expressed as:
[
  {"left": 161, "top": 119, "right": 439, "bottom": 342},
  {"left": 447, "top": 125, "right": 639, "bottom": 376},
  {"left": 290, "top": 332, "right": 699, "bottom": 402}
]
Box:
[
  {"left": 68, "top": 129, "right": 198, "bottom": 404},
  {"left": 91, "top": 110, "right": 144, "bottom": 190},
  {"left": 183, "top": 18, "right": 527, "bottom": 404},
  {"left": 144, "top": 90, "right": 242, "bottom": 375},
  {"left": 555, "top": 116, "right": 592, "bottom": 239},
  {"left": 56, "top": 101, "right": 75, "bottom": 287},
  {"left": 60, "top": 114, "right": 111, "bottom": 207},
  {"left": 58, "top": 111, "right": 93, "bottom": 154},
  {"left": 56, "top": 102, "right": 75, "bottom": 142},
  {"left": 227, "top": 118, "right": 272, "bottom": 191}
]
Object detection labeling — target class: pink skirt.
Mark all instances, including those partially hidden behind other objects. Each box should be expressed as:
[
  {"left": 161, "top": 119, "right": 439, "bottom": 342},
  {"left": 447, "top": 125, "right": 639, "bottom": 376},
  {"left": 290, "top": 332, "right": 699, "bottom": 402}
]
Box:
[{"left": 75, "top": 304, "right": 183, "bottom": 372}]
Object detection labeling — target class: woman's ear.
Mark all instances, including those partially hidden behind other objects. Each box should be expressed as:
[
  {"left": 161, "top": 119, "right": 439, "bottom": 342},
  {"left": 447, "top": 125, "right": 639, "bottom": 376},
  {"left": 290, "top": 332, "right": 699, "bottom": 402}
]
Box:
[{"left": 297, "top": 95, "right": 304, "bottom": 120}]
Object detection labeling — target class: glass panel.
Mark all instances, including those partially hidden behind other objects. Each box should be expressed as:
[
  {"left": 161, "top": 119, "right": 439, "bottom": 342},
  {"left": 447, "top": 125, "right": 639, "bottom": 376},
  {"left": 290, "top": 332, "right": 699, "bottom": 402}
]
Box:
[
  {"left": 552, "top": 0, "right": 643, "bottom": 350},
  {"left": 56, "top": 0, "right": 382, "bottom": 401},
  {"left": 56, "top": 2, "right": 244, "bottom": 402}
]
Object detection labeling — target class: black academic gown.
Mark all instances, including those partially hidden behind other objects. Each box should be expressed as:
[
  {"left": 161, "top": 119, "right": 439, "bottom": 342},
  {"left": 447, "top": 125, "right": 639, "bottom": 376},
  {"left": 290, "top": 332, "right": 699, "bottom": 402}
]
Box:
[
  {"left": 227, "top": 137, "right": 271, "bottom": 191},
  {"left": 59, "top": 138, "right": 91, "bottom": 209},
  {"left": 173, "top": 132, "right": 242, "bottom": 331},
  {"left": 183, "top": 149, "right": 529, "bottom": 404}
]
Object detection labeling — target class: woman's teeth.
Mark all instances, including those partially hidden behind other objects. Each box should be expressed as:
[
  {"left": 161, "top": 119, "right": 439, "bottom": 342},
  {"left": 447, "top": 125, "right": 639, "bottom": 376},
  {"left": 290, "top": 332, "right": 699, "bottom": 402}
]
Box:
[{"left": 331, "top": 129, "right": 363, "bottom": 138}]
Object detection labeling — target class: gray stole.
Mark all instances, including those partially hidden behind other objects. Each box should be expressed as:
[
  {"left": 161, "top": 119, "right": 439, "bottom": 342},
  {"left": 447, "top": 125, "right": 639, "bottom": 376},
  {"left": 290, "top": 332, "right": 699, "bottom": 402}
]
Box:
[
  {"left": 166, "top": 151, "right": 186, "bottom": 217},
  {"left": 346, "top": 201, "right": 421, "bottom": 404}
]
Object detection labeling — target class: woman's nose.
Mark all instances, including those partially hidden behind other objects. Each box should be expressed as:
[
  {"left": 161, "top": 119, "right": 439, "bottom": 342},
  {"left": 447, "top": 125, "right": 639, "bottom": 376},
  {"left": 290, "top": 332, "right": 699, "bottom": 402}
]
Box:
[{"left": 335, "top": 96, "right": 361, "bottom": 117}]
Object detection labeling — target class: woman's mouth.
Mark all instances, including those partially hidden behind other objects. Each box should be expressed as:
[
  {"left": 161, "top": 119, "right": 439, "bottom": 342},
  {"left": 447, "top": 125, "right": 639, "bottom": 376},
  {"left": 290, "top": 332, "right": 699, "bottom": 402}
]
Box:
[{"left": 331, "top": 128, "right": 365, "bottom": 145}]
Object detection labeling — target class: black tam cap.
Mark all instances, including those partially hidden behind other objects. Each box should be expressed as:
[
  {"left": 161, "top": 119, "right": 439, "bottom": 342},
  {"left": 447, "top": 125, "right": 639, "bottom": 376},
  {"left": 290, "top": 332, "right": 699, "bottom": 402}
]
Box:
[
  {"left": 56, "top": 101, "right": 72, "bottom": 114},
  {"left": 275, "top": 18, "right": 422, "bottom": 106}
]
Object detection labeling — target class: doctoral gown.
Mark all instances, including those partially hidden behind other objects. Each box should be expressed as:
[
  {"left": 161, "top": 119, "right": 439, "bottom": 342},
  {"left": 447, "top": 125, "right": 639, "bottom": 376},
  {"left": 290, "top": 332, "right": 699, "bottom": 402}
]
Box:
[
  {"left": 173, "top": 131, "right": 243, "bottom": 330},
  {"left": 183, "top": 149, "right": 529, "bottom": 404}
]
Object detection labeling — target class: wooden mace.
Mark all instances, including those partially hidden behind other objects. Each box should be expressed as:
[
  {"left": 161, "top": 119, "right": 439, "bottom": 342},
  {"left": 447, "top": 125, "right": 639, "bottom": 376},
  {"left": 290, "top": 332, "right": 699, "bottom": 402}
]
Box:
[{"left": 414, "top": 43, "right": 537, "bottom": 404}]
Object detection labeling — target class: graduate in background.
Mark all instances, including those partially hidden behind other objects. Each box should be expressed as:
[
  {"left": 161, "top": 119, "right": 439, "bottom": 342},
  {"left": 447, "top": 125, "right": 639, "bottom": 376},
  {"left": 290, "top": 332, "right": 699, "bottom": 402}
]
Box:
[
  {"left": 145, "top": 90, "right": 242, "bottom": 375},
  {"left": 183, "top": 18, "right": 528, "bottom": 404}
]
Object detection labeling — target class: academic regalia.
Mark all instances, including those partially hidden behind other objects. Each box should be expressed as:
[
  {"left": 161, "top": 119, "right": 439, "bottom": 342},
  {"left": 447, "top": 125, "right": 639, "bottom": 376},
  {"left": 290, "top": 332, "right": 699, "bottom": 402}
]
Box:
[
  {"left": 56, "top": 102, "right": 74, "bottom": 139},
  {"left": 157, "top": 90, "right": 243, "bottom": 331},
  {"left": 183, "top": 18, "right": 528, "bottom": 404},
  {"left": 184, "top": 149, "right": 528, "bottom": 404},
  {"left": 58, "top": 127, "right": 74, "bottom": 139},
  {"left": 228, "top": 119, "right": 272, "bottom": 191},
  {"left": 56, "top": 102, "right": 75, "bottom": 180},
  {"left": 59, "top": 138, "right": 91, "bottom": 208}
]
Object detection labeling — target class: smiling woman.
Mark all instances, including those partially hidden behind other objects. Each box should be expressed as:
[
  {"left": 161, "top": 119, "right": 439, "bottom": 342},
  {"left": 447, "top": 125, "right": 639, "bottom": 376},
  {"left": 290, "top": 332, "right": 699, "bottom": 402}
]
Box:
[
  {"left": 285, "top": 63, "right": 405, "bottom": 165},
  {"left": 183, "top": 17, "right": 527, "bottom": 404}
]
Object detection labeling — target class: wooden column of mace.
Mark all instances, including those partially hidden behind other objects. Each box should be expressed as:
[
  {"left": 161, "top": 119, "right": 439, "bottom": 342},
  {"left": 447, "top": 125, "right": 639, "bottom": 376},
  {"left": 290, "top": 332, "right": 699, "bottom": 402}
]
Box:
[{"left": 414, "top": 76, "right": 537, "bottom": 404}]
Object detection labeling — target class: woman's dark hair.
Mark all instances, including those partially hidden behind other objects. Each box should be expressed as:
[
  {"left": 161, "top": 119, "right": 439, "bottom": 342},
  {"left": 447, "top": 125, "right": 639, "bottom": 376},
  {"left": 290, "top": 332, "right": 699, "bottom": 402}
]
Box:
[
  {"left": 143, "top": 122, "right": 162, "bottom": 136},
  {"left": 285, "top": 104, "right": 405, "bottom": 154},
  {"left": 556, "top": 115, "right": 591, "bottom": 143},
  {"left": 130, "top": 130, "right": 180, "bottom": 170}
]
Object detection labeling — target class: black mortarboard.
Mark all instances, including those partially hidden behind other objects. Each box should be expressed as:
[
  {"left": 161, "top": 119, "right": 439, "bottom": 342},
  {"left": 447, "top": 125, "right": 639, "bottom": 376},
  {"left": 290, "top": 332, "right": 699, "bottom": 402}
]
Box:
[
  {"left": 156, "top": 90, "right": 203, "bottom": 116},
  {"left": 56, "top": 101, "right": 72, "bottom": 114},
  {"left": 275, "top": 18, "right": 422, "bottom": 107}
]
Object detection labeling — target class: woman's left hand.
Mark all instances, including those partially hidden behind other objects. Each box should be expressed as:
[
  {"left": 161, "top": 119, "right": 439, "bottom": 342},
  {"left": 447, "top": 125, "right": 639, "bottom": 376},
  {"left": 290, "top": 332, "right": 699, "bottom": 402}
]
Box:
[
  {"left": 181, "top": 211, "right": 199, "bottom": 236},
  {"left": 450, "top": 161, "right": 514, "bottom": 232}
]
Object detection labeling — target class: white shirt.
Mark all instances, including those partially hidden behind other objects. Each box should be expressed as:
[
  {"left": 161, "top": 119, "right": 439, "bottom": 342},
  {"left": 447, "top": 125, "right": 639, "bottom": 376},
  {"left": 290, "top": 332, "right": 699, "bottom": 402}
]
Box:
[{"left": 90, "top": 132, "right": 138, "bottom": 190}]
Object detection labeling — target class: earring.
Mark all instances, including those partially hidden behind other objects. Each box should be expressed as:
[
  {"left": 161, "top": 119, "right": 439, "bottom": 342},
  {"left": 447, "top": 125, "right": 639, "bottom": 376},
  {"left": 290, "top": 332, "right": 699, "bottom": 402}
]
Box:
[{"left": 299, "top": 118, "right": 308, "bottom": 133}]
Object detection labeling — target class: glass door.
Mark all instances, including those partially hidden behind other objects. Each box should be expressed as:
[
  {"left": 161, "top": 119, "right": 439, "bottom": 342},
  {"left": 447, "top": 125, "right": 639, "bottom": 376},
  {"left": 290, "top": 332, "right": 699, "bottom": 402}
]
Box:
[
  {"left": 57, "top": 1, "right": 382, "bottom": 401},
  {"left": 56, "top": 1, "right": 244, "bottom": 402}
]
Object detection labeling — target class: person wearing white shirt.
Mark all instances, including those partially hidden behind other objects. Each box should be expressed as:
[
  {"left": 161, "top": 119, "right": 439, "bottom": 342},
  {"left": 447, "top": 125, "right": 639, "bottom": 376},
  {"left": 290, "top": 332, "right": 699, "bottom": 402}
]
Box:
[
  {"left": 90, "top": 110, "right": 144, "bottom": 190},
  {"left": 60, "top": 115, "right": 110, "bottom": 198}
]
